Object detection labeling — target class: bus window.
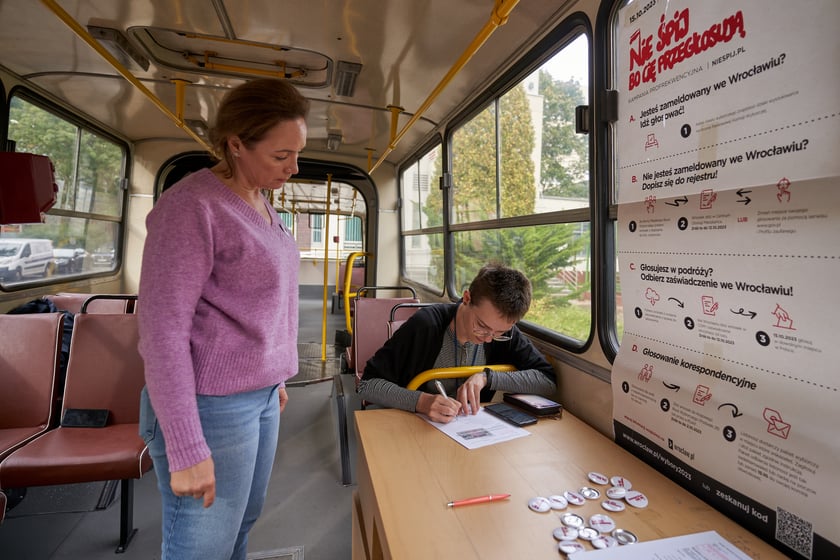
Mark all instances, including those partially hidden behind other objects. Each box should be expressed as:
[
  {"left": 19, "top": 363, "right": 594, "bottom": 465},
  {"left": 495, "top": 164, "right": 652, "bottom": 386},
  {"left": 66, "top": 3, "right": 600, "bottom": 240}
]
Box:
[
  {"left": 400, "top": 143, "right": 444, "bottom": 292},
  {"left": 453, "top": 221, "right": 591, "bottom": 340},
  {"left": 279, "top": 180, "right": 366, "bottom": 263},
  {"left": 3, "top": 93, "right": 126, "bottom": 287},
  {"left": 447, "top": 33, "right": 591, "bottom": 343}
]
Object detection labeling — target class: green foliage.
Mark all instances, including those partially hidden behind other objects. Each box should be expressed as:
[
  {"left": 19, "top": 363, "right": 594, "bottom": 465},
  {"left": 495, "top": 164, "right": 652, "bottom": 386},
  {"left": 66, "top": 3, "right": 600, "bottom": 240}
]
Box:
[
  {"left": 499, "top": 85, "right": 536, "bottom": 218},
  {"left": 415, "top": 69, "right": 592, "bottom": 340},
  {"left": 454, "top": 224, "right": 586, "bottom": 299},
  {"left": 538, "top": 70, "right": 589, "bottom": 198},
  {"left": 9, "top": 97, "right": 123, "bottom": 217},
  {"left": 7, "top": 96, "right": 123, "bottom": 254},
  {"left": 527, "top": 297, "right": 591, "bottom": 341},
  {"left": 451, "top": 102, "right": 497, "bottom": 222}
]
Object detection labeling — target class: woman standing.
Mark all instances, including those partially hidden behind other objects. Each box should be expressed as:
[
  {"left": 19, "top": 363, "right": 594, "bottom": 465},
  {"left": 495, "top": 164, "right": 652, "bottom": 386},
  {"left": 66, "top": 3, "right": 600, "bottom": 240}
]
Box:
[{"left": 138, "top": 78, "right": 308, "bottom": 559}]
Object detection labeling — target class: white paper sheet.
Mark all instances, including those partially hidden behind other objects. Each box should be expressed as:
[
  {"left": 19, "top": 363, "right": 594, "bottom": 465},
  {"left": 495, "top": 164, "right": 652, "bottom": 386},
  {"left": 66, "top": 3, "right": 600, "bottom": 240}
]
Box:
[
  {"left": 572, "top": 531, "right": 752, "bottom": 559},
  {"left": 420, "top": 407, "right": 531, "bottom": 449}
]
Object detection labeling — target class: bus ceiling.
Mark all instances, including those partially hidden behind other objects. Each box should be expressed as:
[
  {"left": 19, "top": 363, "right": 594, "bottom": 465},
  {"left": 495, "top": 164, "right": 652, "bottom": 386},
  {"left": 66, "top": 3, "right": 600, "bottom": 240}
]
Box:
[{"left": 1, "top": 0, "right": 564, "bottom": 170}]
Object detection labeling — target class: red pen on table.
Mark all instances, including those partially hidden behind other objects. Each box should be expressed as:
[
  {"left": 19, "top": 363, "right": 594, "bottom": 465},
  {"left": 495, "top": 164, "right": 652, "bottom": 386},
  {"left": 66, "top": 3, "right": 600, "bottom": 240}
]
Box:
[{"left": 446, "top": 493, "right": 511, "bottom": 507}]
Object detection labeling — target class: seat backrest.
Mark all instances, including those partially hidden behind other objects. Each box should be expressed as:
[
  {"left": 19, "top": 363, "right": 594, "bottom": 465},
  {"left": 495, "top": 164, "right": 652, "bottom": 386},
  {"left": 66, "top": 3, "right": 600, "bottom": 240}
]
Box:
[
  {"left": 352, "top": 296, "right": 419, "bottom": 379},
  {"left": 0, "top": 313, "right": 63, "bottom": 431},
  {"left": 387, "top": 302, "right": 433, "bottom": 338},
  {"left": 48, "top": 293, "right": 135, "bottom": 314},
  {"left": 61, "top": 313, "right": 144, "bottom": 425},
  {"left": 337, "top": 262, "right": 365, "bottom": 295}
]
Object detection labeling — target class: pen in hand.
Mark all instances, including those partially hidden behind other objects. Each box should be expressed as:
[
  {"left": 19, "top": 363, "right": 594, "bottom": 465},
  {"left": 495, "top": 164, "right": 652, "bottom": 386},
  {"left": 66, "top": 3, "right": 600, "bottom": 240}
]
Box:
[
  {"left": 434, "top": 380, "right": 460, "bottom": 418},
  {"left": 434, "top": 380, "right": 449, "bottom": 400}
]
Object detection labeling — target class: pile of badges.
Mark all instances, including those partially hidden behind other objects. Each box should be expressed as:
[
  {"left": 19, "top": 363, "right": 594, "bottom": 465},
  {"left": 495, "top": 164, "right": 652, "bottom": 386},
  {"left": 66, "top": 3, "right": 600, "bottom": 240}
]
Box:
[{"left": 527, "top": 471, "right": 648, "bottom": 556}]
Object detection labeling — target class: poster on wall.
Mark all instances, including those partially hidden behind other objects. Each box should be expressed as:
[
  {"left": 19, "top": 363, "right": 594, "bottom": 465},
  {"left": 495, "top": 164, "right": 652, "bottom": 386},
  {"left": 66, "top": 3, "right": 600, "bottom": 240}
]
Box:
[{"left": 611, "top": 1, "right": 840, "bottom": 559}]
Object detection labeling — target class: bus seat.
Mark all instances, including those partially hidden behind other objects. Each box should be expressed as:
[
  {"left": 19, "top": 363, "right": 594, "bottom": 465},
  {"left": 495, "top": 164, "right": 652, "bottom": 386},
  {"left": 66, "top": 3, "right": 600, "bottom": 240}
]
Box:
[
  {"left": 406, "top": 364, "right": 517, "bottom": 391},
  {"left": 332, "top": 286, "right": 417, "bottom": 487},
  {"left": 0, "top": 313, "right": 64, "bottom": 463},
  {"left": 386, "top": 302, "right": 433, "bottom": 338},
  {"left": 0, "top": 312, "right": 151, "bottom": 552},
  {"left": 332, "top": 261, "right": 365, "bottom": 313},
  {"left": 48, "top": 293, "right": 136, "bottom": 314},
  {"left": 346, "top": 287, "right": 418, "bottom": 381}
]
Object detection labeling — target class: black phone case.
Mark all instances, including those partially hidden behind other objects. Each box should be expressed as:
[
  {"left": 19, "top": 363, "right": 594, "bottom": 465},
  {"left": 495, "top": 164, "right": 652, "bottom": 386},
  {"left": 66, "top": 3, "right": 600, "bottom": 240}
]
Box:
[
  {"left": 484, "top": 403, "right": 537, "bottom": 427},
  {"left": 61, "top": 408, "right": 110, "bottom": 428}
]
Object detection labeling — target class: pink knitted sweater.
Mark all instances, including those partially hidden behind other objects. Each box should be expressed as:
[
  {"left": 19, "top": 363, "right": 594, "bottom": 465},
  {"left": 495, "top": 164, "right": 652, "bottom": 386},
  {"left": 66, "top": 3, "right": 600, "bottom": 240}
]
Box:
[{"left": 138, "top": 168, "right": 299, "bottom": 471}]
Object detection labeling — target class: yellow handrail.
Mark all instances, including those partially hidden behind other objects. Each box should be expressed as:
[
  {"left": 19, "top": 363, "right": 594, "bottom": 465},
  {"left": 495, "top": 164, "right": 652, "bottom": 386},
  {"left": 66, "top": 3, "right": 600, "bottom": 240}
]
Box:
[
  {"left": 41, "top": 0, "right": 212, "bottom": 152},
  {"left": 369, "top": 0, "right": 519, "bottom": 173},
  {"left": 407, "top": 364, "right": 516, "bottom": 390},
  {"left": 342, "top": 251, "right": 371, "bottom": 334}
]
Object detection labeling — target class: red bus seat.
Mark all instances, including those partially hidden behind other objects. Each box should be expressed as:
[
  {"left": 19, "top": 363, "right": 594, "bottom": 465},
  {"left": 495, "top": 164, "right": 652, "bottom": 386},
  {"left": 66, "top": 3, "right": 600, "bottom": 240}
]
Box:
[
  {"left": 344, "top": 287, "right": 418, "bottom": 380},
  {"left": 0, "top": 313, "right": 63, "bottom": 463},
  {"left": 0, "top": 312, "right": 151, "bottom": 552}
]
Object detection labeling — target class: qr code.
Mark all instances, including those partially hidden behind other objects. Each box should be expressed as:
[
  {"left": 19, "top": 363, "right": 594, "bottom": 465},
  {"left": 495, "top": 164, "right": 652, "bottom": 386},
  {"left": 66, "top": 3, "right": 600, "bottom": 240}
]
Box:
[{"left": 776, "top": 507, "right": 813, "bottom": 559}]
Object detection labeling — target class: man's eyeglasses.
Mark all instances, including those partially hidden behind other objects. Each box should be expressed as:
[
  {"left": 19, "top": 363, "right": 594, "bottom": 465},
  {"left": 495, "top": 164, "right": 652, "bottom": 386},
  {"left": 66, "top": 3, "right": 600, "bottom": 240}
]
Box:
[{"left": 471, "top": 305, "right": 513, "bottom": 342}]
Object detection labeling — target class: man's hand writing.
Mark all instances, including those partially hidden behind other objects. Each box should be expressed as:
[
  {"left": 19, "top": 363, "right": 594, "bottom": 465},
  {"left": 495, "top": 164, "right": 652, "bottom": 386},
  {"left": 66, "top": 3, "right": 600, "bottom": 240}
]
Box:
[
  {"left": 457, "top": 372, "right": 488, "bottom": 415},
  {"left": 417, "top": 392, "right": 462, "bottom": 423}
]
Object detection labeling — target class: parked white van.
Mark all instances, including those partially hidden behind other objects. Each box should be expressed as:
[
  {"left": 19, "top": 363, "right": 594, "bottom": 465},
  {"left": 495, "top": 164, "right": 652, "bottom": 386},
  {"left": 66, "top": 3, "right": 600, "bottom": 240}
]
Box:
[{"left": 0, "top": 238, "right": 54, "bottom": 282}]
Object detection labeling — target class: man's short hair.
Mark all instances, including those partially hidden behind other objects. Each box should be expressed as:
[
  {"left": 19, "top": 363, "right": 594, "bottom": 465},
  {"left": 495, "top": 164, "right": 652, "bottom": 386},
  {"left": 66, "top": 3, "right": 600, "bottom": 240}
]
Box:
[{"left": 468, "top": 263, "right": 531, "bottom": 322}]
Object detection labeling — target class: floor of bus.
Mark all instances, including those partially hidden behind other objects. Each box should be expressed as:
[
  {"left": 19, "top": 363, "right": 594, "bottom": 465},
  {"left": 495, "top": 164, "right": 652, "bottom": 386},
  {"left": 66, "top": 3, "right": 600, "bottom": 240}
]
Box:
[{"left": 0, "top": 293, "right": 353, "bottom": 560}]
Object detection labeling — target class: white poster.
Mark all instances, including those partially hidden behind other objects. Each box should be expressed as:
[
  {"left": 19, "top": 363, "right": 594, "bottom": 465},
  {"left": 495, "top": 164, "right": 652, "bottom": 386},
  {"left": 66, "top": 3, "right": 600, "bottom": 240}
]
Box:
[{"left": 612, "top": 2, "right": 840, "bottom": 559}]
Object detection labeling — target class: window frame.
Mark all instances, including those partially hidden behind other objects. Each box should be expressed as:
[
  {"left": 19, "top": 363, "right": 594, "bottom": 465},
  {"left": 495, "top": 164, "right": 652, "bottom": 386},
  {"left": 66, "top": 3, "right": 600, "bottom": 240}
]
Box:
[
  {"left": 398, "top": 135, "right": 446, "bottom": 296},
  {"left": 440, "top": 19, "right": 596, "bottom": 353},
  {"left": 2, "top": 87, "right": 129, "bottom": 290}
]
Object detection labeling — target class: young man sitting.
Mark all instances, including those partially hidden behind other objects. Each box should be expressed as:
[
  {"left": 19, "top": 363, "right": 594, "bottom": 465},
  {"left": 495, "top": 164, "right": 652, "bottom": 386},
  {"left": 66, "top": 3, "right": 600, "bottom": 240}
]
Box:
[{"left": 358, "top": 264, "right": 556, "bottom": 423}]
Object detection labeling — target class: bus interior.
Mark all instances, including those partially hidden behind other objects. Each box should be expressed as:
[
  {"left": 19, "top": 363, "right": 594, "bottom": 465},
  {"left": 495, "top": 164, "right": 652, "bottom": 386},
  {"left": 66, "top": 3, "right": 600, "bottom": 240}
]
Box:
[{"left": 0, "top": 0, "right": 837, "bottom": 559}]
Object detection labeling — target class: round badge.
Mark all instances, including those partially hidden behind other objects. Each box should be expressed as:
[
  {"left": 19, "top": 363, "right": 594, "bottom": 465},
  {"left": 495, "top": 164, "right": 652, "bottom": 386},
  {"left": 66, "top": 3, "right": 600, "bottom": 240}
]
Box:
[
  {"left": 563, "top": 490, "right": 586, "bottom": 506},
  {"left": 606, "top": 486, "right": 627, "bottom": 499},
  {"left": 613, "top": 528, "right": 639, "bottom": 545},
  {"left": 528, "top": 496, "right": 552, "bottom": 513},
  {"left": 548, "top": 495, "right": 568, "bottom": 510},
  {"left": 577, "top": 527, "right": 599, "bottom": 541},
  {"left": 579, "top": 486, "right": 601, "bottom": 500},
  {"left": 592, "top": 535, "right": 619, "bottom": 549},
  {"left": 560, "top": 512, "right": 585, "bottom": 528},
  {"left": 552, "top": 526, "right": 579, "bottom": 541},
  {"left": 610, "top": 476, "right": 632, "bottom": 489},
  {"left": 557, "top": 541, "right": 586, "bottom": 554},
  {"left": 601, "top": 499, "right": 626, "bottom": 512},
  {"left": 588, "top": 514, "right": 616, "bottom": 534},
  {"left": 588, "top": 471, "right": 609, "bottom": 485},
  {"left": 624, "top": 490, "right": 649, "bottom": 508}
]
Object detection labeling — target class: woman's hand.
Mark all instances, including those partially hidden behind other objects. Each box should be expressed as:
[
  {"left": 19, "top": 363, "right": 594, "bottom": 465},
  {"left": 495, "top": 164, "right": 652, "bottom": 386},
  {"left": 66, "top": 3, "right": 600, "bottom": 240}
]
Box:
[
  {"left": 170, "top": 456, "right": 216, "bottom": 508},
  {"left": 278, "top": 387, "right": 289, "bottom": 412}
]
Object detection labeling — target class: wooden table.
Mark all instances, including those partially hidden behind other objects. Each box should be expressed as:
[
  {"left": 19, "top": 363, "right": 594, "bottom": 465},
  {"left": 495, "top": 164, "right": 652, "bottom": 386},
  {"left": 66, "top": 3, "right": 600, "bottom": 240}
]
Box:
[{"left": 352, "top": 408, "right": 786, "bottom": 559}]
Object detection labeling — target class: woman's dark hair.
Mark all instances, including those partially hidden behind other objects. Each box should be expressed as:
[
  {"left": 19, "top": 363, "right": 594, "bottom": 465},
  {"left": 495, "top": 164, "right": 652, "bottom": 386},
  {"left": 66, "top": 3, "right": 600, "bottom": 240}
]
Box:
[{"left": 209, "top": 78, "right": 310, "bottom": 177}]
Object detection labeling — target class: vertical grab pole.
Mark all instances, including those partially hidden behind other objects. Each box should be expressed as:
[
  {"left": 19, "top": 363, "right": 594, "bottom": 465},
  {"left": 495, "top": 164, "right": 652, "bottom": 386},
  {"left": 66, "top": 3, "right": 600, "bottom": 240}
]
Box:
[{"left": 321, "top": 174, "right": 333, "bottom": 362}]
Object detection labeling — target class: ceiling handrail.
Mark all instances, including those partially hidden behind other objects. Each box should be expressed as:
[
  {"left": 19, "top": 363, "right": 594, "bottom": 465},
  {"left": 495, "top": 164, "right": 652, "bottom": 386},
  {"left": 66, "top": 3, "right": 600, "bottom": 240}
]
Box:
[
  {"left": 368, "top": 0, "right": 519, "bottom": 173},
  {"left": 40, "top": 0, "right": 213, "bottom": 153}
]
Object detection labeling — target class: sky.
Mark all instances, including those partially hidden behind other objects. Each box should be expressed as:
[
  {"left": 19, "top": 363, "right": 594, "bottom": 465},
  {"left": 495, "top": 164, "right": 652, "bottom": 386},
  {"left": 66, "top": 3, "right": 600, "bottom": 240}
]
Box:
[{"left": 540, "top": 34, "right": 590, "bottom": 95}]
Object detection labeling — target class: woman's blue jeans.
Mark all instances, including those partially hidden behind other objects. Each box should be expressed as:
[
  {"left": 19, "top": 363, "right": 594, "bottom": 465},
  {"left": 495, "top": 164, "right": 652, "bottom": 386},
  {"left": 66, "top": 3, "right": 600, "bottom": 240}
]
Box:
[{"left": 140, "top": 385, "right": 280, "bottom": 560}]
